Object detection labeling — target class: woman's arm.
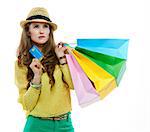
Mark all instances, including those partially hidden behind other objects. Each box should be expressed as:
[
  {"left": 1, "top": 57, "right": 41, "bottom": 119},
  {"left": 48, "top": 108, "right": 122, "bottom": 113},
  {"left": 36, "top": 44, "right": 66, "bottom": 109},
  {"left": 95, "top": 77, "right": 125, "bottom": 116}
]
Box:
[
  {"left": 59, "top": 64, "right": 74, "bottom": 90},
  {"left": 15, "top": 61, "right": 41, "bottom": 111},
  {"left": 55, "top": 42, "right": 74, "bottom": 90}
]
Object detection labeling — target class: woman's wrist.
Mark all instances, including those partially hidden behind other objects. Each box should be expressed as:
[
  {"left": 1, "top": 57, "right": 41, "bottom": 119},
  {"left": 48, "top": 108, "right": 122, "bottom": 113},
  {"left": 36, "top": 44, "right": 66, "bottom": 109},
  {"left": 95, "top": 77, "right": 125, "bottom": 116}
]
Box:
[
  {"left": 30, "top": 75, "right": 42, "bottom": 89},
  {"left": 32, "top": 74, "right": 41, "bottom": 84},
  {"left": 30, "top": 81, "right": 42, "bottom": 89}
]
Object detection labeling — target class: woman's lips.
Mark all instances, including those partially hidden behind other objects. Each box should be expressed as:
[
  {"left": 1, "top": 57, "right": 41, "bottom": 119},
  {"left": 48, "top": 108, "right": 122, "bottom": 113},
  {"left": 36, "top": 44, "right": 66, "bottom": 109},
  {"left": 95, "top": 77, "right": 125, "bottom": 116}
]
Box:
[{"left": 39, "top": 36, "right": 45, "bottom": 39}]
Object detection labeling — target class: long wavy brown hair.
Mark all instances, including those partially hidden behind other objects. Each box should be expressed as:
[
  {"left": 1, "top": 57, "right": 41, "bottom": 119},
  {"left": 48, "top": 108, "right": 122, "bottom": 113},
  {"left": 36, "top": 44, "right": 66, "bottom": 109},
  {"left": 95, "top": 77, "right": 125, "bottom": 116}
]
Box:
[{"left": 17, "top": 23, "right": 59, "bottom": 88}]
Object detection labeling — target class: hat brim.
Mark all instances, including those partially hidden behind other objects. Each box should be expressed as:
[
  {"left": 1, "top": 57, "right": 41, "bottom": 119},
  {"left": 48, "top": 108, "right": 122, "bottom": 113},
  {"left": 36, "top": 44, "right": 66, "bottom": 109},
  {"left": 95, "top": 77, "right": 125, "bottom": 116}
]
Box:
[{"left": 20, "top": 19, "right": 57, "bottom": 31}]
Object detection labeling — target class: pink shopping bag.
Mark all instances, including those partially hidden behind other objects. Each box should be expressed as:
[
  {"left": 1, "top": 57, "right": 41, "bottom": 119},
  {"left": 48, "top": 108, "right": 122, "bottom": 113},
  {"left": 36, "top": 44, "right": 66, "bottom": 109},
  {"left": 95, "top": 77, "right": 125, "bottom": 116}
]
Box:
[{"left": 66, "top": 54, "right": 100, "bottom": 107}]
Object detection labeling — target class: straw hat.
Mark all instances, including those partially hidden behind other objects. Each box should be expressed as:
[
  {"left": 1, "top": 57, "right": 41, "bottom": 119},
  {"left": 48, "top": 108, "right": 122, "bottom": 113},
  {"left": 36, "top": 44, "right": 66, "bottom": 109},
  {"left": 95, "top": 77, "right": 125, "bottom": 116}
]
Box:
[{"left": 20, "top": 7, "right": 57, "bottom": 31}]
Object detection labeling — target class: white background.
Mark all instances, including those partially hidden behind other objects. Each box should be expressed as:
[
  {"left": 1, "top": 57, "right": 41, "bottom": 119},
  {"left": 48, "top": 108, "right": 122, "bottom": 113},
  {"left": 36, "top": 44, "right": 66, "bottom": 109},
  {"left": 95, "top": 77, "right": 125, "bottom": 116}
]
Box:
[{"left": 0, "top": 0, "right": 149, "bottom": 132}]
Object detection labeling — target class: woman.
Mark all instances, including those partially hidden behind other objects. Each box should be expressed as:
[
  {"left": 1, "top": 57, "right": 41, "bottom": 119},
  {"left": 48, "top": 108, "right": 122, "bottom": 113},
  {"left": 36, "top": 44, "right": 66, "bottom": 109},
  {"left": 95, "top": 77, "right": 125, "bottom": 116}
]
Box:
[{"left": 15, "top": 7, "right": 74, "bottom": 132}]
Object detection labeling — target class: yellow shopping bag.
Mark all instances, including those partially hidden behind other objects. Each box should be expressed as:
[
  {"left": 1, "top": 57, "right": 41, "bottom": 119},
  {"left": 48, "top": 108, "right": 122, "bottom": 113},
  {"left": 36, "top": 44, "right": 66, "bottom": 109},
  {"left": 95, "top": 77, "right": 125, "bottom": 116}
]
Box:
[{"left": 70, "top": 49, "right": 117, "bottom": 99}]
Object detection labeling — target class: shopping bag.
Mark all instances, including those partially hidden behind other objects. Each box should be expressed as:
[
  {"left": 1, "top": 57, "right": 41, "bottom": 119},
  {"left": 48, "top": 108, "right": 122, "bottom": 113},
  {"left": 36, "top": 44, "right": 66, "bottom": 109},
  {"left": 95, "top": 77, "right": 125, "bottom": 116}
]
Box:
[
  {"left": 75, "top": 46, "right": 126, "bottom": 85},
  {"left": 69, "top": 49, "right": 117, "bottom": 99},
  {"left": 76, "top": 39, "right": 129, "bottom": 59},
  {"left": 66, "top": 54, "right": 100, "bottom": 107}
]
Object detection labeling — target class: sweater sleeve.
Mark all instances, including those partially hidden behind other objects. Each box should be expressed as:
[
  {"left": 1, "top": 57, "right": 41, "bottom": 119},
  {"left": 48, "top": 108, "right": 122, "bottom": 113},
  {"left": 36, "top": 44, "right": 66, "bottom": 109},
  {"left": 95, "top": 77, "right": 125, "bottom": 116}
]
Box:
[
  {"left": 59, "top": 64, "right": 74, "bottom": 90},
  {"left": 15, "top": 61, "right": 41, "bottom": 111}
]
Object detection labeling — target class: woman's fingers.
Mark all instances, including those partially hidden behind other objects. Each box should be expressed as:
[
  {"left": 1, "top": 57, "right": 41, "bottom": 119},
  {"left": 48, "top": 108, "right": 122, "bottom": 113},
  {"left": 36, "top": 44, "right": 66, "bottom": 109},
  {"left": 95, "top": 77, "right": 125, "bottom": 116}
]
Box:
[
  {"left": 30, "top": 59, "right": 43, "bottom": 70},
  {"left": 58, "top": 42, "right": 64, "bottom": 47},
  {"left": 55, "top": 42, "right": 68, "bottom": 57}
]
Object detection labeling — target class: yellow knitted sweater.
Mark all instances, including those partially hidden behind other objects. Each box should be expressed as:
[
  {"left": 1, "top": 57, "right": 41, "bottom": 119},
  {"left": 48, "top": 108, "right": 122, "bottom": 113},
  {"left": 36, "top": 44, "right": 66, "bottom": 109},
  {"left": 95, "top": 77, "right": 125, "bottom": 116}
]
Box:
[{"left": 15, "top": 61, "right": 74, "bottom": 117}]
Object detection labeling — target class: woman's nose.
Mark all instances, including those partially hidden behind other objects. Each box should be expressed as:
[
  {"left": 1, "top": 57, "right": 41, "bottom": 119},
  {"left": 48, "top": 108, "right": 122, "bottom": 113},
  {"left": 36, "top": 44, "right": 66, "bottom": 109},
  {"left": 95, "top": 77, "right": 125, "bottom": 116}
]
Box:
[{"left": 39, "top": 28, "right": 44, "bottom": 34}]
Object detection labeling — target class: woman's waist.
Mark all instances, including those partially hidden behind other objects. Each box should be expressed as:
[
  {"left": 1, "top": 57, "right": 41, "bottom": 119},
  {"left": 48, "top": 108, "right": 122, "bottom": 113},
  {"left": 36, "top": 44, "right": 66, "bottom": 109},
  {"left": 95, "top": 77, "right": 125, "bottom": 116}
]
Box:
[
  {"left": 27, "top": 112, "right": 71, "bottom": 121},
  {"left": 28, "top": 109, "right": 72, "bottom": 118}
]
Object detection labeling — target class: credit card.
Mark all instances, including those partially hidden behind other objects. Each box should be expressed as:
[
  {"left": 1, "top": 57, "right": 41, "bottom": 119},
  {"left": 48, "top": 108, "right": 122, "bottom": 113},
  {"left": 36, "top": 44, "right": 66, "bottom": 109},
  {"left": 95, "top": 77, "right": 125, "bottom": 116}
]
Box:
[{"left": 29, "top": 45, "right": 43, "bottom": 61}]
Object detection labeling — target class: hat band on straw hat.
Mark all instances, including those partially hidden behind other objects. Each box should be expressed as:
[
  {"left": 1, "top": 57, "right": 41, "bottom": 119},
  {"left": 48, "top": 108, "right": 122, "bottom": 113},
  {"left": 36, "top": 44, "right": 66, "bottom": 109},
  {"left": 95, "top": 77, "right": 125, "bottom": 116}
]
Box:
[{"left": 26, "top": 15, "right": 52, "bottom": 22}]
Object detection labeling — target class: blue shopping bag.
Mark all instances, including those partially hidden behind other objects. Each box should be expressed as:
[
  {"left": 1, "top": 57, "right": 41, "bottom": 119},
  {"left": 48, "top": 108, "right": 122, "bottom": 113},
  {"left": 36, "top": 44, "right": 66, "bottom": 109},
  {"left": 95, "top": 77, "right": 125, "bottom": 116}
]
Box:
[{"left": 76, "top": 39, "right": 129, "bottom": 59}]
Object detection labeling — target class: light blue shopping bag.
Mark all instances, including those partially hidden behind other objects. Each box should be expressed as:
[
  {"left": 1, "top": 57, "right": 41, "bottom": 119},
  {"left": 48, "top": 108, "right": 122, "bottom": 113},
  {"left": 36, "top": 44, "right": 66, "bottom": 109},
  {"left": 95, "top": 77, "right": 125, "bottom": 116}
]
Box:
[{"left": 76, "top": 39, "right": 129, "bottom": 59}]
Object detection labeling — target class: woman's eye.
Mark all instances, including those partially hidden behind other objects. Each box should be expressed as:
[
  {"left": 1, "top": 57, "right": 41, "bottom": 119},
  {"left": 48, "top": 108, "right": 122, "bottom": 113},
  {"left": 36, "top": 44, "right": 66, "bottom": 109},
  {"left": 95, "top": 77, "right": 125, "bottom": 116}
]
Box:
[
  {"left": 44, "top": 24, "right": 49, "bottom": 28},
  {"left": 34, "top": 25, "right": 39, "bottom": 28}
]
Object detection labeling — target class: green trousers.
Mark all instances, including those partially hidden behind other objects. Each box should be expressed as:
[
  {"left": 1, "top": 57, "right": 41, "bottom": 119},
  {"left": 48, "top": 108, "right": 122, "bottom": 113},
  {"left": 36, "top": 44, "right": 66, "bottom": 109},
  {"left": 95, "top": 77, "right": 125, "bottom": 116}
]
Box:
[{"left": 23, "top": 113, "right": 74, "bottom": 132}]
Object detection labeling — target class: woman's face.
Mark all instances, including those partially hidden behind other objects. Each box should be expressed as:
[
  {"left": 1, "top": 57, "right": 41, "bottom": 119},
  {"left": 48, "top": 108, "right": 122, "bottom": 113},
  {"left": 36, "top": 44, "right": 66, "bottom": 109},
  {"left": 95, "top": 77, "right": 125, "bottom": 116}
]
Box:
[{"left": 28, "top": 22, "right": 50, "bottom": 45}]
